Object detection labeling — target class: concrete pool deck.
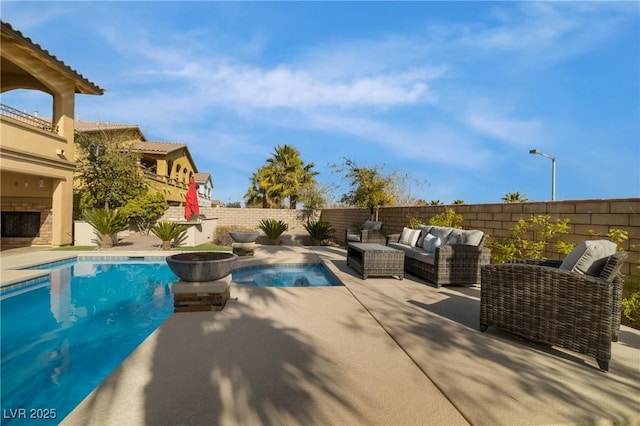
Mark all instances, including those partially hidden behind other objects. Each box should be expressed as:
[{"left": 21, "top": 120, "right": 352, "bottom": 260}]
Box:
[{"left": 1, "top": 244, "right": 639, "bottom": 425}]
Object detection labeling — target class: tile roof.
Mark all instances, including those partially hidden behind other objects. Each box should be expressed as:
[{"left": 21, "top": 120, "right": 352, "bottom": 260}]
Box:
[
  {"left": 132, "top": 141, "right": 187, "bottom": 154},
  {"left": 74, "top": 120, "right": 142, "bottom": 133},
  {"left": 193, "top": 172, "right": 211, "bottom": 183},
  {"left": 1, "top": 21, "right": 104, "bottom": 95}
]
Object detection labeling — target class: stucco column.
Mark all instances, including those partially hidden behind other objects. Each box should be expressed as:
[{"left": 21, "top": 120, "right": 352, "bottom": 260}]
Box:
[{"left": 51, "top": 89, "right": 75, "bottom": 246}]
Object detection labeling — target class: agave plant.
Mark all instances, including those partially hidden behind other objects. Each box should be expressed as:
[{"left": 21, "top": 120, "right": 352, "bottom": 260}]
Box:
[
  {"left": 150, "top": 221, "right": 188, "bottom": 250},
  {"left": 257, "top": 218, "right": 288, "bottom": 244},
  {"left": 82, "top": 208, "right": 130, "bottom": 248},
  {"left": 304, "top": 220, "right": 334, "bottom": 245}
]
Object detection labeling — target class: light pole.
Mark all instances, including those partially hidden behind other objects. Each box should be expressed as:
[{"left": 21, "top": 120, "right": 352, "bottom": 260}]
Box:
[{"left": 529, "top": 149, "right": 556, "bottom": 201}]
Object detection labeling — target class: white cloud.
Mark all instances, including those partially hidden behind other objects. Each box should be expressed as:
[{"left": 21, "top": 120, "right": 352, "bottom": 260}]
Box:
[
  {"left": 465, "top": 112, "right": 544, "bottom": 148},
  {"left": 199, "top": 64, "right": 440, "bottom": 109}
]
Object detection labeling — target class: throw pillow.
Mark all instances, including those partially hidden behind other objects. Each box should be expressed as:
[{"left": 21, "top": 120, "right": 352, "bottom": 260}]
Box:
[
  {"left": 429, "top": 226, "right": 453, "bottom": 245},
  {"left": 422, "top": 233, "right": 442, "bottom": 253},
  {"left": 559, "top": 240, "right": 618, "bottom": 276},
  {"left": 416, "top": 225, "right": 432, "bottom": 247},
  {"left": 399, "top": 227, "right": 421, "bottom": 247}
]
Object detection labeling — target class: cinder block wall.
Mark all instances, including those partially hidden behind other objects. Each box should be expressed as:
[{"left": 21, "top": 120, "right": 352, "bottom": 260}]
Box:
[
  {"left": 320, "top": 198, "right": 640, "bottom": 275},
  {"left": 162, "top": 207, "right": 320, "bottom": 232}
]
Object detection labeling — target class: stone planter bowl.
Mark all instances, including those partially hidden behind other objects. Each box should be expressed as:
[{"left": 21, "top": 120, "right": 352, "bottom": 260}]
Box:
[
  {"left": 228, "top": 230, "right": 260, "bottom": 243},
  {"left": 166, "top": 252, "right": 238, "bottom": 282}
]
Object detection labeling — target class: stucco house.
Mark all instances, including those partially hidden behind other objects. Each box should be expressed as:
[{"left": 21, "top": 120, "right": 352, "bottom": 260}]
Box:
[
  {"left": 0, "top": 21, "right": 104, "bottom": 247},
  {"left": 74, "top": 121, "right": 215, "bottom": 207}
]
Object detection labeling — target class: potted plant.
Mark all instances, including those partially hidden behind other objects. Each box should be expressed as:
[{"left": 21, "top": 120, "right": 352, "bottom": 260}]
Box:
[
  {"left": 304, "top": 219, "right": 334, "bottom": 246},
  {"left": 257, "top": 218, "right": 288, "bottom": 245},
  {"left": 150, "top": 221, "right": 188, "bottom": 250},
  {"left": 82, "top": 208, "right": 130, "bottom": 249}
]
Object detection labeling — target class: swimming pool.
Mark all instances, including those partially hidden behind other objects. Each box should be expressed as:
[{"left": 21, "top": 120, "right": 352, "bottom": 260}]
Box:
[
  {"left": 0, "top": 258, "right": 178, "bottom": 424},
  {"left": 232, "top": 264, "right": 341, "bottom": 287}
]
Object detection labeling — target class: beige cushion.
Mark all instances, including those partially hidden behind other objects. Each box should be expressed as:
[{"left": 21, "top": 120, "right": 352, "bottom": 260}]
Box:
[
  {"left": 559, "top": 240, "right": 617, "bottom": 276},
  {"left": 398, "top": 227, "right": 421, "bottom": 247}
]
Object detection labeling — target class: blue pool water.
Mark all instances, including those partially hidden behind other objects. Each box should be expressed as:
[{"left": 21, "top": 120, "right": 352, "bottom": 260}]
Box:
[
  {"left": 232, "top": 264, "right": 341, "bottom": 287},
  {"left": 0, "top": 259, "right": 178, "bottom": 424}
]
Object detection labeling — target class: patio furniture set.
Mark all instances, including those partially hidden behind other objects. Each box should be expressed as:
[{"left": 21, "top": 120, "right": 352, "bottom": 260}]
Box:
[{"left": 344, "top": 222, "right": 627, "bottom": 371}]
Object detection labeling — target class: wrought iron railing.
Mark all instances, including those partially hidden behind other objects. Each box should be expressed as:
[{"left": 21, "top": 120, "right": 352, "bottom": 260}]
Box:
[{"left": 0, "top": 104, "right": 58, "bottom": 133}]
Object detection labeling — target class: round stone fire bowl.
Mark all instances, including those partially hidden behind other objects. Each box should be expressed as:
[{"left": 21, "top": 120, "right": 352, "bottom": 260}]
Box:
[
  {"left": 229, "top": 231, "right": 260, "bottom": 243},
  {"left": 166, "top": 252, "right": 238, "bottom": 282}
]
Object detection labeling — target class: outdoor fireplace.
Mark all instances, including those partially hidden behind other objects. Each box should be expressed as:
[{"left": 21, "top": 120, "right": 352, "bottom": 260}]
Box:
[{"left": 1, "top": 212, "right": 41, "bottom": 238}]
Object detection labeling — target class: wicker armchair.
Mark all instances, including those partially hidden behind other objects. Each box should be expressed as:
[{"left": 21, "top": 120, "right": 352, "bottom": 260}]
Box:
[
  {"left": 344, "top": 221, "right": 386, "bottom": 245},
  {"left": 480, "top": 252, "right": 627, "bottom": 372}
]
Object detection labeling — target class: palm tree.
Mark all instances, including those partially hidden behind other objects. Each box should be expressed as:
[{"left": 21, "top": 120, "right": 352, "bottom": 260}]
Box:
[
  {"left": 246, "top": 144, "right": 318, "bottom": 209},
  {"left": 502, "top": 191, "right": 528, "bottom": 203},
  {"left": 452, "top": 199, "right": 465, "bottom": 205},
  {"left": 267, "top": 144, "right": 318, "bottom": 209}
]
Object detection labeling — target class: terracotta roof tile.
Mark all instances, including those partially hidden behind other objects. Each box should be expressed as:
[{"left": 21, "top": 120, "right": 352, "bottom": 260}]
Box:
[
  {"left": 193, "top": 172, "right": 211, "bottom": 183},
  {"left": 132, "top": 141, "right": 186, "bottom": 154}
]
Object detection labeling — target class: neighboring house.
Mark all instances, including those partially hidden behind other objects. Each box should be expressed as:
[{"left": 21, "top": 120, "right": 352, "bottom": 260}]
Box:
[
  {"left": 74, "top": 121, "right": 213, "bottom": 207},
  {"left": 193, "top": 172, "right": 214, "bottom": 207},
  {"left": 0, "top": 21, "right": 104, "bottom": 247},
  {"left": 133, "top": 140, "right": 199, "bottom": 206}
]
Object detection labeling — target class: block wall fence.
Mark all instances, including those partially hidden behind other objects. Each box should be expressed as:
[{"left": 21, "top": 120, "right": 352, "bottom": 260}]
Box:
[
  {"left": 164, "top": 198, "right": 639, "bottom": 275},
  {"left": 320, "top": 198, "right": 640, "bottom": 275},
  {"left": 161, "top": 206, "right": 319, "bottom": 231}
]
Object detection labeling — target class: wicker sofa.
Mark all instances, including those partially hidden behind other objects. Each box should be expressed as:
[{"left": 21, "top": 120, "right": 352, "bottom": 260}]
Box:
[
  {"left": 386, "top": 225, "right": 491, "bottom": 287},
  {"left": 480, "top": 240, "right": 627, "bottom": 372}
]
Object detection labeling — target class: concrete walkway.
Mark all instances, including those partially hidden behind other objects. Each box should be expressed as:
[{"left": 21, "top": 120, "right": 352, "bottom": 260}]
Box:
[{"left": 1, "top": 242, "right": 639, "bottom": 425}]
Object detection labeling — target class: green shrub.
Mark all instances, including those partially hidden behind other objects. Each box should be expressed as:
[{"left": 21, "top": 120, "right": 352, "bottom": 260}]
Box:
[
  {"left": 150, "top": 222, "right": 187, "bottom": 249},
  {"left": 622, "top": 291, "right": 640, "bottom": 326},
  {"left": 83, "top": 208, "right": 129, "bottom": 248},
  {"left": 428, "top": 207, "right": 464, "bottom": 229},
  {"left": 257, "top": 218, "right": 288, "bottom": 240},
  {"left": 486, "top": 214, "right": 574, "bottom": 263},
  {"left": 304, "top": 220, "right": 334, "bottom": 245},
  {"left": 119, "top": 192, "right": 168, "bottom": 235}
]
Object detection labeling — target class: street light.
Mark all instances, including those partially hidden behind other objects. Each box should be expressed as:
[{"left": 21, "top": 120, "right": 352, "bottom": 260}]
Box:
[{"left": 529, "top": 149, "right": 556, "bottom": 201}]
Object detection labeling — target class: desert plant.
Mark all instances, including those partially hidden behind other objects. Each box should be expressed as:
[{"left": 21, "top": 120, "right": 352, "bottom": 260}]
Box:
[
  {"left": 428, "top": 207, "right": 464, "bottom": 229},
  {"left": 150, "top": 222, "right": 187, "bottom": 250},
  {"left": 304, "top": 220, "right": 334, "bottom": 245},
  {"left": 486, "top": 214, "right": 574, "bottom": 263},
  {"left": 257, "top": 218, "right": 288, "bottom": 242},
  {"left": 82, "top": 208, "right": 129, "bottom": 248}
]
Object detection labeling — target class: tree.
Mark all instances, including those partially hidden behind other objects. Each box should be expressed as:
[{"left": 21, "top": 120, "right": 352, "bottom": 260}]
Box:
[
  {"left": 75, "top": 129, "right": 147, "bottom": 211},
  {"left": 244, "top": 144, "right": 319, "bottom": 209},
  {"left": 453, "top": 199, "right": 465, "bottom": 205},
  {"left": 334, "top": 158, "right": 395, "bottom": 220},
  {"left": 502, "top": 191, "right": 528, "bottom": 203},
  {"left": 119, "top": 192, "right": 168, "bottom": 235},
  {"left": 226, "top": 201, "right": 242, "bottom": 208}
]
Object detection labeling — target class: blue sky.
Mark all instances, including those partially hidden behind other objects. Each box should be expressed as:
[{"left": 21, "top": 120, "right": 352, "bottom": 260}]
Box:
[{"left": 2, "top": 1, "right": 639, "bottom": 205}]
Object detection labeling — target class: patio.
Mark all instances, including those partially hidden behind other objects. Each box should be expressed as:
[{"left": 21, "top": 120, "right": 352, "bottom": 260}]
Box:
[{"left": 1, "top": 244, "right": 639, "bottom": 425}]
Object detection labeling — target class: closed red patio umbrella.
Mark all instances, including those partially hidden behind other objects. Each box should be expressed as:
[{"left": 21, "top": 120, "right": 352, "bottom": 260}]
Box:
[{"left": 184, "top": 177, "right": 200, "bottom": 221}]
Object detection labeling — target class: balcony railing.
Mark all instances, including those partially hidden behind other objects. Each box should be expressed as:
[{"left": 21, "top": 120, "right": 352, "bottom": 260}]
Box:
[{"left": 0, "top": 104, "right": 58, "bottom": 133}]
